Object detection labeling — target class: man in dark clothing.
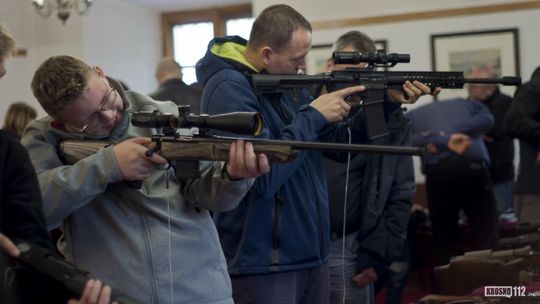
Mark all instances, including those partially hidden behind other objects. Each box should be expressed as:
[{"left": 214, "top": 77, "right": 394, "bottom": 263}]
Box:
[
  {"left": 149, "top": 57, "right": 202, "bottom": 113},
  {"left": 320, "top": 31, "right": 417, "bottom": 304},
  {"left": 467, "top": 65, "right": 515, "bottom": 214},
  {"left": 0, "top": 24, "right": 111, "bottom": 304},
  {"left": 407, "top": 98, "right": 499, "bottom": 266},
  {"left": 504, "top": 66, "right": 540, "bottom": 224}
]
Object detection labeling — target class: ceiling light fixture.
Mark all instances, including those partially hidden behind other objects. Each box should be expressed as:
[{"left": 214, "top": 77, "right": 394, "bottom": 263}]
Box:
[{"left": 32, "top": 0, "right": 93, "bottom": 25}]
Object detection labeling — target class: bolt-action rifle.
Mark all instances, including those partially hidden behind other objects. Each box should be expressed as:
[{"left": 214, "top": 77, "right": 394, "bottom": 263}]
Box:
[
  {"left": 59, "top": 106, "right": 424, "bottom": 181},
  {"left": 251, "top": 51, "right": 522, "bottom": 139}
]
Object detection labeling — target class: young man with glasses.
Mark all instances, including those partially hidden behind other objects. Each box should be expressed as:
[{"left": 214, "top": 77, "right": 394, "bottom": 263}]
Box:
[
  {"left": 22, "top": 55, "right": 269, "bottom": 303},
  {"left": 62, "top": 78, "right": 118, "bottom": 134}
]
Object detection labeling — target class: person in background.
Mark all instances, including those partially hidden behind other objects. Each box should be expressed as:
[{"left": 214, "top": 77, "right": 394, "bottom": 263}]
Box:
[
  {"left": 320, "top": 30, "right": 421, "bottom": 304},
  {"left": 149, "top": 57, "right": 202, "bottom": 113},
  {"left": 407, "top": 97, "right": 499, "bottom": 266},
  {"left": 24, "top": 54, "right": 269, "bottom": 303},
  {"left": 373, "top": 205, "right": 428, "bottom": 304},
  {"left": 196, "top": 5, "right": 434, "bottom": 303},
  {"left": 3, "top": 102, "right": 37, "bottom": 139},
  {"left": 504, "top": 66, "right": 540, "bottom": 224},
  {"left": 467, "top": 65, "right": 515, "bottom": 217},
  {"left": 0, "top": 25, "right": 111, "bottom": 304}
]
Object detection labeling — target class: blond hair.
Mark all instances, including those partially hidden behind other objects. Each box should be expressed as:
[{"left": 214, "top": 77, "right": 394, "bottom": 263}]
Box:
[
  {"left": 3, "top": 102, "right": 37, "bottom": 138},
  {"left": 0, "top": 25, "right": 15, "bottom": 62}
]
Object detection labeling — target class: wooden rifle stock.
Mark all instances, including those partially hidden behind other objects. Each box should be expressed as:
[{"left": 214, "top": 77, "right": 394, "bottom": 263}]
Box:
[
  {"left": 59, "top": 136, "right": 423, "bottom": 182},
  {"left": 59, "top": 135, "right": 425, "bottom": 166}
]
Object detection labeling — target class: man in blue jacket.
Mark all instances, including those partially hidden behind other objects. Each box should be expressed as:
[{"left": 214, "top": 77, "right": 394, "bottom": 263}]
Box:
[
  {"left": 407, "top": 98, "right": 499, "bottom": 266},
  {"left": 196, "top": 5, "right": 434, "bottom": 303}
]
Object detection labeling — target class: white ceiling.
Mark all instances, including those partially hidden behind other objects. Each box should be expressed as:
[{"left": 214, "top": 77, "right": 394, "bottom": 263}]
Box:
[{"left": 124, "top": 0, "right": 250, "bottom": 12}]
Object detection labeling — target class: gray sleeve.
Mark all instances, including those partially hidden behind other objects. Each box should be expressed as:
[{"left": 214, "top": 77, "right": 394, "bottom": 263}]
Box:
[
  {"left": 22, "top": 121, "right": 123, "bottom": 229},
  {"left": 182, "top": 161, "right": 254, "bottom": 212}
]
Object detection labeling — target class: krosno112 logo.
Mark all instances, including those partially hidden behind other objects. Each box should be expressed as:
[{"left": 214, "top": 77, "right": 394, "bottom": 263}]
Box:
[{"left": 484, "top": 286, "right": 526, "bottom": 298}]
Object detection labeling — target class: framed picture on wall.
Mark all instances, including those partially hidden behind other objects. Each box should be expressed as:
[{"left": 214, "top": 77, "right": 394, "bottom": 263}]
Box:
[
  {"left": 306, "top": 39, "right": 389, "bottom": 75},
  {"left": 431, "top": 28, "right": 520, "bottom": 100}
]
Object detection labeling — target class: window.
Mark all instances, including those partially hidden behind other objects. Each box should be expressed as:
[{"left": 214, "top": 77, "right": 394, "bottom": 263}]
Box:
[
  {"left": 162, "top": 5, "right": 253, "bottom": 85},
  {"left": 226, "top": 17, "right": 254, "bottom": 40}
]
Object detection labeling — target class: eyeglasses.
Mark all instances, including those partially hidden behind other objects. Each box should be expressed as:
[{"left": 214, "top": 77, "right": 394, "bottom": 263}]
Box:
[{"left": 64, "top": 79, "right": 118, "bottom": 134}]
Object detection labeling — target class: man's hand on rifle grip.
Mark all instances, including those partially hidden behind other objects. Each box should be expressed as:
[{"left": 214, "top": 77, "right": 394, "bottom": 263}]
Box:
[
  {"left": 388, "top": 80, "right": 441, "bottom": 104},
  {"left": 225, "top": 139, "right": 270, "bottom": 179},
  {"left": 113, "top": 137, "right": 168, "bottom": 181},
  {"left": 310, "top": 85, "right": 364, "bottom": 123}
]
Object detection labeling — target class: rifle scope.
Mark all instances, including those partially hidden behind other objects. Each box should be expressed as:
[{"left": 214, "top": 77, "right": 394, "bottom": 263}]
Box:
[
  {"left": 131, "top": 110, "right": 263, "bottom": 136},
  {"left": 333, "top": 51, "right": 410, "bottom": 66}
]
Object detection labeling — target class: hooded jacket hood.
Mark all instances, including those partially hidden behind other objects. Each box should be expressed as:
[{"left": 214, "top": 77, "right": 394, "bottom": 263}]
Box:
[{"left": 196, "top": 36, "right": 259, "bottom": 87}]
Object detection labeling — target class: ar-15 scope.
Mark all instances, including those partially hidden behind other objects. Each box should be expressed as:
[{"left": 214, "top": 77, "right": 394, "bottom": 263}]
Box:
[
  {"left": 333, "top": 51, "right": 410, "bottom": 67},
  {"left": 131, "top": 106, "right": 263, "bottom": 136}
]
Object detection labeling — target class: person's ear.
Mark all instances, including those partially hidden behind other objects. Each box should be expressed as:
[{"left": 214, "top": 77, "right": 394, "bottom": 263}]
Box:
[
  {"left": 262, "top": 47, "right": 272, "bottom": 65},
  {"left": 93, "top": 66, "right": 105, "bottom": 77}
]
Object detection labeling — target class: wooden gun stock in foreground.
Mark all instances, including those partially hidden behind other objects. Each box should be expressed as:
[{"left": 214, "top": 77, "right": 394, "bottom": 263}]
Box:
[{"left": 59, "top": 135, "right": 424, "bottom": 179}]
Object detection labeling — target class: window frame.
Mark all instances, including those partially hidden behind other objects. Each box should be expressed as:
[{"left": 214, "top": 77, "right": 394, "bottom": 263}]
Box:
[{"left": 161, "top": 4, "right": 252, "bottom": 57}]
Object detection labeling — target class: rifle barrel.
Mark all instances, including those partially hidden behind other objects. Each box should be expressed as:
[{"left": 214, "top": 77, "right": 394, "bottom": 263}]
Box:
[
  {"left": 465, "top": 76, "right": 522, "bottom": 86},
  {"left": 215, "top": 136, "right": 425, "bottom": 156},
  {"left": 252, "top": 72, "right": 522, "bottom": 91}
]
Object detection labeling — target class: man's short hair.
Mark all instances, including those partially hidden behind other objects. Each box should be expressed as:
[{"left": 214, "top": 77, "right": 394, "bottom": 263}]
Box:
[
  {"left": 247, "top": 4, "right": 311, "bottom": 53},
  {"left": 0, "top": 26, "right": 15, "bottom": 62},
  {"left": 31, "top": 55, "right": 93, "bottom": 116},
  {"left": 156, "top": 57, "right": 181, "bottom": 76},
  {"left": 333, "top": 30, "right": 376, "bottom": 53}
]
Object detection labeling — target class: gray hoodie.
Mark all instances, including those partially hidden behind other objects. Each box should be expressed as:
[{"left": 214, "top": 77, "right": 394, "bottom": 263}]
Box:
[{"left": 21, "top": 83, "right": 253, "bottom": 303}]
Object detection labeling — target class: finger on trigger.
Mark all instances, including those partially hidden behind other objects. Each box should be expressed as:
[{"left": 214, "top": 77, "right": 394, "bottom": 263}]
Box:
[{"left": 338, "top": 85, "right": 365, "bottom": 97}]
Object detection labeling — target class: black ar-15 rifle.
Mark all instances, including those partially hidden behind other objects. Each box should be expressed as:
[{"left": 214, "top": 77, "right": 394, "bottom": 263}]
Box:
[
  {"left": 13, "top": 241, "right": 141, "bottom": 304},
  {"left": 59, "top": 107, "right": 424, "bottom": 180},
  {"left": 251, "top": 51, "right": 522, "bottom": 139}
]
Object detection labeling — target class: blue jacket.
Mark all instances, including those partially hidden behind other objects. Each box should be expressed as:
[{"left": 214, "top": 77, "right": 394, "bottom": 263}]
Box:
[
  {"left": 196, "top": 36, "right": 366, "bottom": 275},
  {"left": 406, "top": 98, "right": 494, "bottom": 171}
]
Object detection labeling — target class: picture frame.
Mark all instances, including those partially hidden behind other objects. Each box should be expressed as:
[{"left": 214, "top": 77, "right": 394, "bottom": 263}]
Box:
[
  {"left": 431, "top": 28, "right": 520, "bottom": 100},
  {"left": 305, "top": 39, "right": 388, "bottom": 75}
]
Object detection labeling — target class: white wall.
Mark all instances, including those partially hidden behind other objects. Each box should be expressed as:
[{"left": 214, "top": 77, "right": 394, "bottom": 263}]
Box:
[
  {"left": 251, "top": 0, "right": 539, "bottom": 182},
  {"left": 82, "top": 0, "right": 161, "bottom": 94},
  {"left": 0, "top": 0, "right": 160, "bottom": 123}
]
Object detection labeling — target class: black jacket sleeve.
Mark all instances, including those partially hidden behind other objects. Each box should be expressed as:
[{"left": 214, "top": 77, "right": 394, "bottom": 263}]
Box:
[
  {"left": 0, "top": 130, "right": 52, "bottom": 250},
  {"left": 504, "top": 81, "right": 540, "bottom": 144}
]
